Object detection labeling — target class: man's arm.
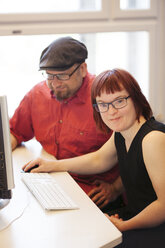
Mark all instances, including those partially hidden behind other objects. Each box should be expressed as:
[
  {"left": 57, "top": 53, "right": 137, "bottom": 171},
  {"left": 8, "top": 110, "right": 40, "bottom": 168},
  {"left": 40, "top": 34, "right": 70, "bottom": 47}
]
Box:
[{"left": 10, "top": 133, "right": 18, "bottom": 150}]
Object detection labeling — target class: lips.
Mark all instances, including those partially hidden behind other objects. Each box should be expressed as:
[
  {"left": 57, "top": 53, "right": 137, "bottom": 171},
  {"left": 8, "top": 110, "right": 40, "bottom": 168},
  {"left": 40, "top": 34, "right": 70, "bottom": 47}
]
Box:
[
  {"left": 56, "top": 86, "right": 66, "bottom": 91},
  {"left": 110, "top": 117, "right": 120, "bottom": 121}
]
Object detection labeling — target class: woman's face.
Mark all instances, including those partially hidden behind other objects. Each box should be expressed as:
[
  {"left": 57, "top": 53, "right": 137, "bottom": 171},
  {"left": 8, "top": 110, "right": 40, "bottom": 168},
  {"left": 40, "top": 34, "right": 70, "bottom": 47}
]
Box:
[{"left": 96, "top": 89, "right": 137, "bottom": 133}]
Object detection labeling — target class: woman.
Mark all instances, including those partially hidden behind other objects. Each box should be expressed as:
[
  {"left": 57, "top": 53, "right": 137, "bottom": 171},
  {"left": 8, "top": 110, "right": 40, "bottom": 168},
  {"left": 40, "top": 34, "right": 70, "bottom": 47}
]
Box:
[{"left": 24, "top": 69, "right": 165, "bottom": 247}]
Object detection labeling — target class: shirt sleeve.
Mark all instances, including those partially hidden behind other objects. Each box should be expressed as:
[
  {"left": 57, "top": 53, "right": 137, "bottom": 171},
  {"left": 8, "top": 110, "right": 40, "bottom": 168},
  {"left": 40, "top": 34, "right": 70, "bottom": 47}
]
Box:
[{"left": 10, "top": 90, "right": 34, "bottom": 144}]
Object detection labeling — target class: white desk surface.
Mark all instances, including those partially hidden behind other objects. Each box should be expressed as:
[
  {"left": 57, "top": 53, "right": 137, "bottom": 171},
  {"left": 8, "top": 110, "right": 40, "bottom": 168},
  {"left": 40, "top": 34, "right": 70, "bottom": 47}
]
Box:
[{"left": 0, "top": 140, "right": 122, "bottom": 248}]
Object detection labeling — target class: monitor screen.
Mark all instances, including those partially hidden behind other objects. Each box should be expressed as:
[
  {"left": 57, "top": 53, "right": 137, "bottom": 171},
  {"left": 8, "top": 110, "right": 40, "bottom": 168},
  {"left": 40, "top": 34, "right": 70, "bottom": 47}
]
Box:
[{"left": 0, "top": 95, "right": 15, "bottom": 209}]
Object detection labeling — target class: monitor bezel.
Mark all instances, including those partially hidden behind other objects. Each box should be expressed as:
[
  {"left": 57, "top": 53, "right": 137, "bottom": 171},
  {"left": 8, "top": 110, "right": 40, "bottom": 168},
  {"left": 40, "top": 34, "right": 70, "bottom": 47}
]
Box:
[{"left": 0, "top": 95, "right": 14, "bottom": 199}]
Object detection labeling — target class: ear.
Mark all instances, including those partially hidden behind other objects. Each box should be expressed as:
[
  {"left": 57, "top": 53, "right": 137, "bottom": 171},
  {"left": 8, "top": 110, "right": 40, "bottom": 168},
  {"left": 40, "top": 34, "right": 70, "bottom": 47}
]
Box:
[{"left": 80, "top": 62, "right": 87, "bottom": 78}]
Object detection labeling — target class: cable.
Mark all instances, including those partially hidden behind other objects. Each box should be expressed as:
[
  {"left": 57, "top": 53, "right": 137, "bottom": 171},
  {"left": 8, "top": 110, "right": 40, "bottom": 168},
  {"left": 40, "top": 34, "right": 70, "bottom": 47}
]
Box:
[{"left": 0, "top": 192, "right": 30, "bottom": 232}]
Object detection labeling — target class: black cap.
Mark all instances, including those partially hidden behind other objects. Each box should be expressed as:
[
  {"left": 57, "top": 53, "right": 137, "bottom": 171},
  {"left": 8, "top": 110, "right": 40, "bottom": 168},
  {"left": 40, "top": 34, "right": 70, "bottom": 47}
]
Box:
[{"left": 39, "top": 36, "right": 88, "bottom": 71}]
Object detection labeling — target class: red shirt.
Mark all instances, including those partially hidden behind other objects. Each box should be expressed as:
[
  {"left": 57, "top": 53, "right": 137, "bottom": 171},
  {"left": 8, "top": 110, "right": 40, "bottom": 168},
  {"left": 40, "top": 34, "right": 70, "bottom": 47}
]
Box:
[{"left": 10, "top": 72, "right": 119, "bottom": 193}]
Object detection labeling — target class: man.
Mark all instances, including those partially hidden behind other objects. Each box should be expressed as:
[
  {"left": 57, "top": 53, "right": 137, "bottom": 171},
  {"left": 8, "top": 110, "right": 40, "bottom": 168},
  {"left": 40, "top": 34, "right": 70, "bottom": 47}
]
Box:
[{"left": 10, "top": 37, "right": 123, "bottom": 210}]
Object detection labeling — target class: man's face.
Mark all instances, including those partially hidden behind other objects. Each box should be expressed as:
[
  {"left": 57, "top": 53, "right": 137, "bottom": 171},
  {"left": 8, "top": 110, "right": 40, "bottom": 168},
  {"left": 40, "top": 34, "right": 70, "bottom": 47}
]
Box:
[{"left": 46, "top": 63, "right": 87, "bottom": 101}]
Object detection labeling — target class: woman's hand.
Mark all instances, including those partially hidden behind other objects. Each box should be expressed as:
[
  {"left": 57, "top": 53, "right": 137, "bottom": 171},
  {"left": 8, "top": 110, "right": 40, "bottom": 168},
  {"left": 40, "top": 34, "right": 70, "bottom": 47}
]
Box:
[
  {"left": 22, "top": 157, "right": 58, "bottom": 173},
  {"left": 105, "top": 213, "right": 127, "bottom": 232}
]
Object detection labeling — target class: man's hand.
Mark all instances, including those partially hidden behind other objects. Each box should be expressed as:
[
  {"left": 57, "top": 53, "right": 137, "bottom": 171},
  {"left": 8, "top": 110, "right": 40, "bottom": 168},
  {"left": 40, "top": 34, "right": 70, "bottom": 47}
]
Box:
[{"left": 88, "top": 179, "right": 118, "bottom": 209}]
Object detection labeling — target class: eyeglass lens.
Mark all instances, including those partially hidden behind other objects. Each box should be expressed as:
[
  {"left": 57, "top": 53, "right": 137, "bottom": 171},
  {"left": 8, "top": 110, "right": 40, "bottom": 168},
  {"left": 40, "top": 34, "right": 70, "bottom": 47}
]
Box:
[{"left": 95, "top": 97, "right": 130, "bottom": 113}]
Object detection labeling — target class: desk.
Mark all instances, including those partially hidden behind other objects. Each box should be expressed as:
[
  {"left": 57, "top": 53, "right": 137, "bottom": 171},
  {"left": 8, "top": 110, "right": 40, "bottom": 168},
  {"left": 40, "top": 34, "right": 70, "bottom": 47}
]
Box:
[{"left": 0, "top": 140, "right": 122, "bottom": 248}]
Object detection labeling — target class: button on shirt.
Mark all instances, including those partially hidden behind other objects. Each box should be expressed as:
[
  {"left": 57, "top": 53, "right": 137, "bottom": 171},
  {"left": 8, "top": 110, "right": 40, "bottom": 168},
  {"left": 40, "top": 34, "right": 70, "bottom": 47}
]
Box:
[{"left": 10, "top": 72, "right": 119, "bottom": 193}]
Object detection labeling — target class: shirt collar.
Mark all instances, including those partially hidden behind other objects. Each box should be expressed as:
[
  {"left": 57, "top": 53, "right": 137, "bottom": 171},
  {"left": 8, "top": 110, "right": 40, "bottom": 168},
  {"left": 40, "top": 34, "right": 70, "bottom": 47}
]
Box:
[{"left": 72, "top": 72, "right": 91, "bottom": 104}]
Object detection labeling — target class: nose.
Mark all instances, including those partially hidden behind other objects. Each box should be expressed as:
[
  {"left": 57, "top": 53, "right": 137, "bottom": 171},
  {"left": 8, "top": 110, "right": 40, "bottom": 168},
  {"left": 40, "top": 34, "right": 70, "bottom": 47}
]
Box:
[
  {"left": 107, "top": 104, "right": 118, "bottom": 115},
  {"left": 51, "top": 77, "right": 63, "bottom": 87},
  {"left": 48, "top": 78, "right": 62, "bottom": 91}
]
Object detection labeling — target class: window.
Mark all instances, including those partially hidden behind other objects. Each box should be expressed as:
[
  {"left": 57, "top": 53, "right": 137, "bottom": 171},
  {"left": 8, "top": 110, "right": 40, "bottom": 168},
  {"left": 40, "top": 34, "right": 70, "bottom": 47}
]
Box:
[
  {"left": 0, "top": 0, "right": 108, "bottom": 22},
  {"left": 0, "top": 31, "right": 148, "bottom": 116},
  {"left": 120, "top": 0, "right": 150, "bottom": 10},
  {"left": 113, "top": 0, "right": 157, "bottom": 18},
  {"left": 0, "top": 0, "right": 164, "bottom": 120},
  {"left": 0, "top": 0, "right": 101, "bottom": 13}
]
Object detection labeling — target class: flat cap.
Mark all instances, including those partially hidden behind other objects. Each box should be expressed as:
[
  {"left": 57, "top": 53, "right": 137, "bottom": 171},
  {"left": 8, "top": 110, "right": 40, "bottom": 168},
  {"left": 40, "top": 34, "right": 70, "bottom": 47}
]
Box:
[{"left": 39, "top": 36, "right": 88, "bottom": 71}]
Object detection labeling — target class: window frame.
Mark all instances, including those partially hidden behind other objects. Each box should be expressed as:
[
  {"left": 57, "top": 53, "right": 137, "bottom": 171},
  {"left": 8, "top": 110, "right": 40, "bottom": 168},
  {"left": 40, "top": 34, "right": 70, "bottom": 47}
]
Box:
[
  {"left": 0, "top": 0, "right": 110, "bottom": 23},
  {"left": 113, "top": 0, "right": 158, "bottom": 19}
]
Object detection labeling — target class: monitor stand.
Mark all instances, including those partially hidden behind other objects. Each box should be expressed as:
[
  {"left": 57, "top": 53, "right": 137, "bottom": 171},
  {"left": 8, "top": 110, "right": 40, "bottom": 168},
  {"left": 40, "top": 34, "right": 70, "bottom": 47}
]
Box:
[{"left": 0, "top": 199, "right": 10, "bottom": 210}]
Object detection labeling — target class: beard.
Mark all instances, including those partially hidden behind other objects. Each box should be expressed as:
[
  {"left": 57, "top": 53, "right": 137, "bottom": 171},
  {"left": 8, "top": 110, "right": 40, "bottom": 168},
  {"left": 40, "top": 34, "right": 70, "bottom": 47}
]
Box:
[
  {"left": 52, "top": 85, "right": 71, "bottom": 101},
  {"left": 48, "top": 78, "right": 83, "bottom": 101},
  {"left": 55, "top": 91, "right": 70, "bottom": 101}
]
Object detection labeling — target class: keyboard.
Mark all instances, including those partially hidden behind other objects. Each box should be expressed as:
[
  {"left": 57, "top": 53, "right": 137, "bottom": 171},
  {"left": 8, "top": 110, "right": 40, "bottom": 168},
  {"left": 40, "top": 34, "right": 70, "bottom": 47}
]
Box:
[{"left": 21, "top": 173, "right": 78, "bottom": 211}]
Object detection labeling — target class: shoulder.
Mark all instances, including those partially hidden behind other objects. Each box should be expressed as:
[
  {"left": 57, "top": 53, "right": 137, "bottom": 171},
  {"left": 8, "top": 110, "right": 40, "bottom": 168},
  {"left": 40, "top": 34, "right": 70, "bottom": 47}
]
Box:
[
  {"left": 85, "top": 72, "right": 95, "bottom": 86},
  {"left": 27, "top": 81, "right": 50, "bottom": 98},
  {"left": 80, "top": 72, "right": 95, "bottom": 98},
  {"left": 142, "top": 130, "right": 165, "bottom": 154},
  {"left": 19, "top": 81, "right": 51, "bottom": 107},
  {"left": 141, "top": 117, "right": 165, "bottom": 147},
  {"left": 142, "top": 130, "right": 165, "bottom": 187},
  {"left": 31, "top": 81, "right": 48, "bottom": 92}
]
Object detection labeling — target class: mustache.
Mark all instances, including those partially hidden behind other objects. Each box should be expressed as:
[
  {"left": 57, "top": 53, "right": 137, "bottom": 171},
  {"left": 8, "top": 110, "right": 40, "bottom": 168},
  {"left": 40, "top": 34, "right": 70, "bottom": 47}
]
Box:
[
  {"left": 56, "top": 85, "right": 66, "bottom": 89},
  {"left": 48, "top": 82, "right": 66, "bottom": 90}
]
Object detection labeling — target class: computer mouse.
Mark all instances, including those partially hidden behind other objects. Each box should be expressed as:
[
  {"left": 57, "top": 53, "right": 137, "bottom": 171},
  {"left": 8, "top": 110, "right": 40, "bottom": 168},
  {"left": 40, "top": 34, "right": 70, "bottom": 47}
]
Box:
[{"left": 24, "top": 164, "right": 39, "bottom": 173}]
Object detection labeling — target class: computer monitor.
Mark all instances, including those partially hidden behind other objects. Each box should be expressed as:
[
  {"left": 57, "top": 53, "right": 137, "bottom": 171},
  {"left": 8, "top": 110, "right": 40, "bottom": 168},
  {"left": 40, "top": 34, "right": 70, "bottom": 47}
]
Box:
[{"left": 0, "top": 95, "right": 15, "bottom": 210}]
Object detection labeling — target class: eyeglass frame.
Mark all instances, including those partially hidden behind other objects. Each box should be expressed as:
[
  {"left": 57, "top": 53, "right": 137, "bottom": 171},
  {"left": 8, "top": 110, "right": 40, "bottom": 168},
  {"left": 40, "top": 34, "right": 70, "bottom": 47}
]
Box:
[
  {"left": 42, "top": 63, "right": 82, "bottom": 81},
  {"left": 93, "top": 96, "right": 130, "bottom": 113}
]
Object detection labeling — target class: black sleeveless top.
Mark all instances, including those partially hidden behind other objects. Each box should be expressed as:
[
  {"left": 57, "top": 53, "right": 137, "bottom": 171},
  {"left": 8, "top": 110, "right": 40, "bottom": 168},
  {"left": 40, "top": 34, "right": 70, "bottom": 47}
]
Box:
[{"left": 115, "top": 117, "right": 165, "bottom": 217}]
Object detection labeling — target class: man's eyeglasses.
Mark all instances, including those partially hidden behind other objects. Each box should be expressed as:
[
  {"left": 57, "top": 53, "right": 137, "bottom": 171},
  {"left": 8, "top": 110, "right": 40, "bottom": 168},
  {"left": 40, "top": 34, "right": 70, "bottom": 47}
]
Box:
[
  {"left": 42, "top": 64, "right": 81, "bottom": 81},
  {"left": 93, "top": 96, "right": 130, "bottom": 113}
]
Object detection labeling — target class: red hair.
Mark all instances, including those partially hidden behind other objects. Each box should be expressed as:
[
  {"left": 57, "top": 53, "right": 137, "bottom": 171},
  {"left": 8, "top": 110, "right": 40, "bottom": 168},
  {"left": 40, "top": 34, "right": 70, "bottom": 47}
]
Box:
[{"left": 91, "top": 69, "right": 152, "bottom": 133}]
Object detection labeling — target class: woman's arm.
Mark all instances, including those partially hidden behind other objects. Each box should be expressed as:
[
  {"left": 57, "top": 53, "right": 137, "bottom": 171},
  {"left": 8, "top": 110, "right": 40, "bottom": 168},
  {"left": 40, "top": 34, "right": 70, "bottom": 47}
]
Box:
[
  {"left": 23, "top": 133, "right": 118, "bottom": 175},
  {"left": 109, "top": 131, "right": 165, "bottom": 231}
]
